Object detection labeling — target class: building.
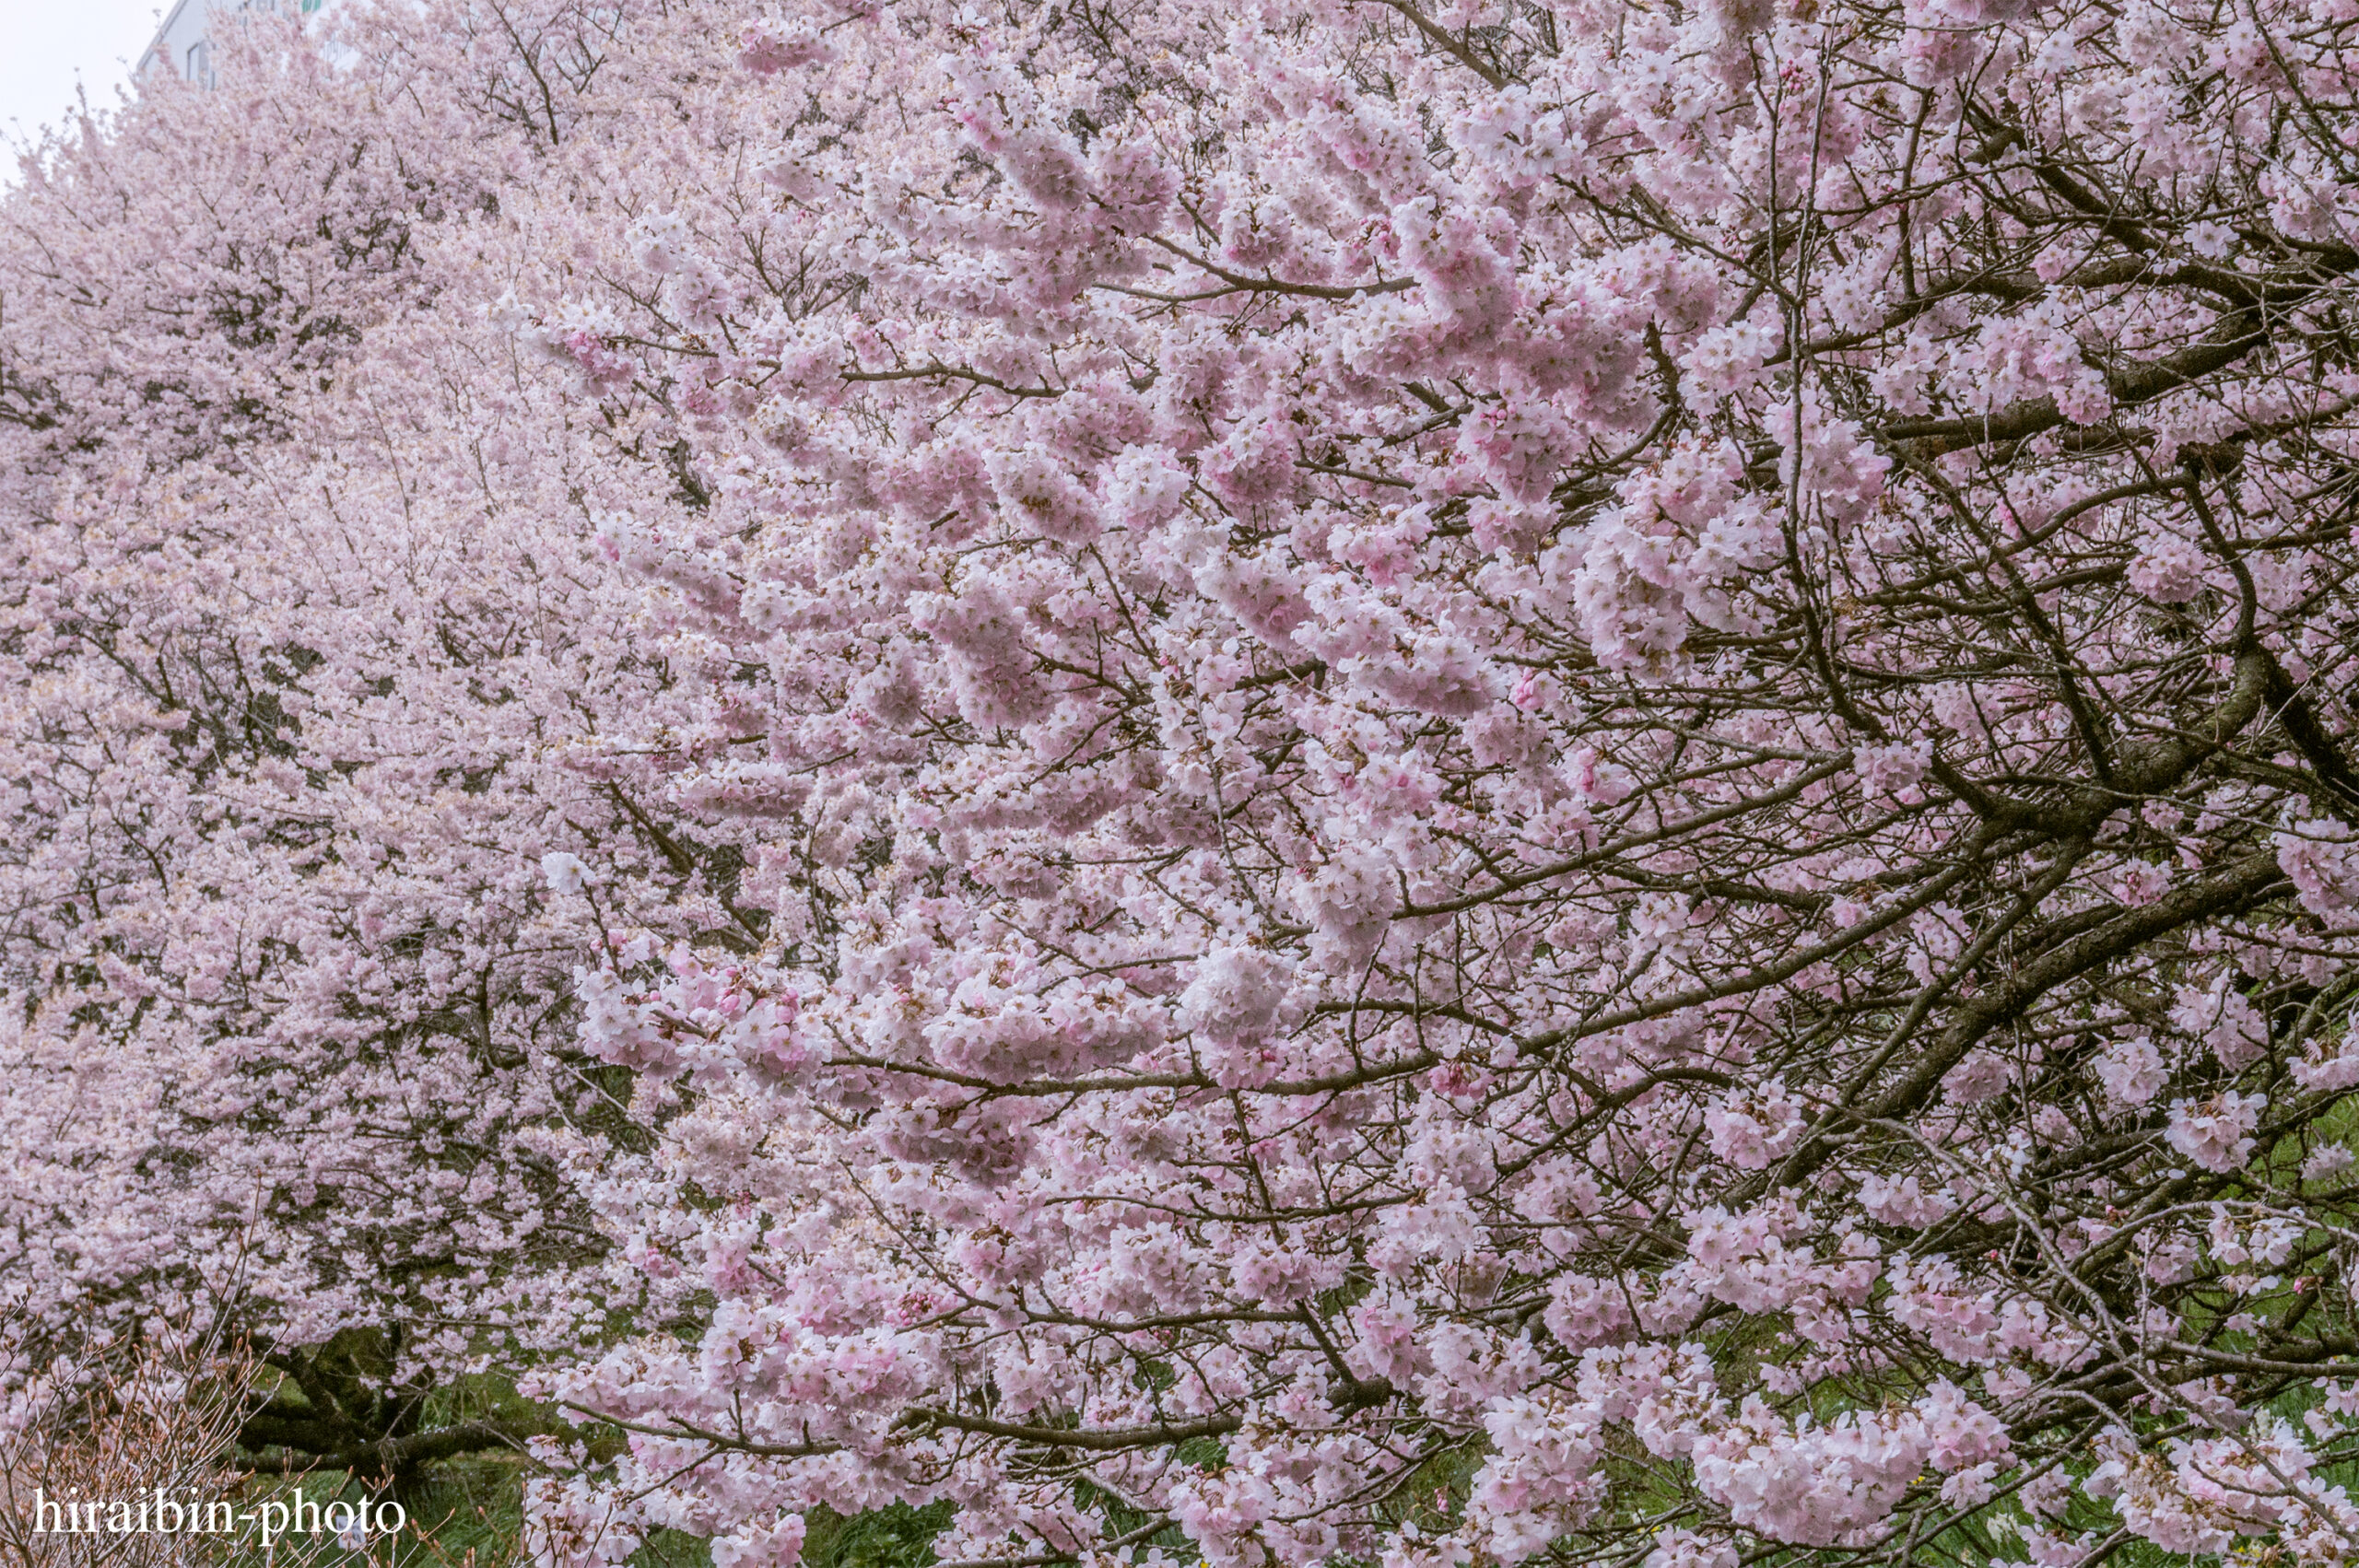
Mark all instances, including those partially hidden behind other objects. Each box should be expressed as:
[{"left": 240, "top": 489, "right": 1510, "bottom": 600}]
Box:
[{"left": 141, "top": 0, "right": 325, "bottom": 87}]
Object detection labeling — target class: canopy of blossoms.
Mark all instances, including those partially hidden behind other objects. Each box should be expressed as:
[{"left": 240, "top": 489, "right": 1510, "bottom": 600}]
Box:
[
  {"left": 0, "top": 0, "right": 760, "bottom": 1496},
  {"left": 9, "top": 0, "right": 2359, "bottom": 1563},
  {"left": 527, "top": 0, "right": 2359, "bottom": 1562}
]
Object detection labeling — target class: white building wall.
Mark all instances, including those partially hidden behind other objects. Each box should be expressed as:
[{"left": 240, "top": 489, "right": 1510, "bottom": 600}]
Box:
[{"left": 140, "top": 0, "right": 326, "bottom": 86}]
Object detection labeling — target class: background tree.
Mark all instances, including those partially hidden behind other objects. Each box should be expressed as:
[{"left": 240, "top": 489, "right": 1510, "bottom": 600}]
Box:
[{"left": 0, "top": 0, "right": 778, "bottom": 1502}]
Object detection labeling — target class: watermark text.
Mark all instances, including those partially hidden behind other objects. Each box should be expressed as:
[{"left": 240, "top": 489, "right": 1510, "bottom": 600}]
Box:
[{"left": 27, "top": 1487, "right": 407, "bottom": 1550}]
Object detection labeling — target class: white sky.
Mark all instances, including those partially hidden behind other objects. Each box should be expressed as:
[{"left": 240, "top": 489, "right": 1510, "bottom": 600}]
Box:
[{"left": 1, "top": 0, "right": 170, "bottom": 150}]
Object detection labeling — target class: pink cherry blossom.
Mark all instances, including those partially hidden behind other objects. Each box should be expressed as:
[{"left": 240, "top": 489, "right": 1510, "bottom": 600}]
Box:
[{"left": 2166, "top": 1093, "right": 2267, "bottom": 1174}]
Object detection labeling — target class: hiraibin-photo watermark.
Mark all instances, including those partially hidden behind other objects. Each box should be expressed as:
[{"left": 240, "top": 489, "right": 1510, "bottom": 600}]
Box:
[{"left": 26, "top": 1486, "right": 407, "bottom": 1552}]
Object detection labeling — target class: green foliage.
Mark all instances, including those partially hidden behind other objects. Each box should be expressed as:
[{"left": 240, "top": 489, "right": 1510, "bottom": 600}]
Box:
[{"left": 804, "top": 1501, "right": 957, "bottom": 1568}]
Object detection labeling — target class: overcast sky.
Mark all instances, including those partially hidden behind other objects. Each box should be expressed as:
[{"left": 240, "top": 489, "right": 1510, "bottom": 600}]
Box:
[{"left": 2, "top": 0, "right": 169, "bottom": 153}]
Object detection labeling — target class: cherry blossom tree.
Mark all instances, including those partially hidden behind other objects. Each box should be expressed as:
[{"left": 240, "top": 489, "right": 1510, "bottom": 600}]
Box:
[
  {"left": 0, "top": 0, "right": 775, "bottom": 1499},
  {"left": 524, "top": 0, "right": 2359, "bottom": 1563}
]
